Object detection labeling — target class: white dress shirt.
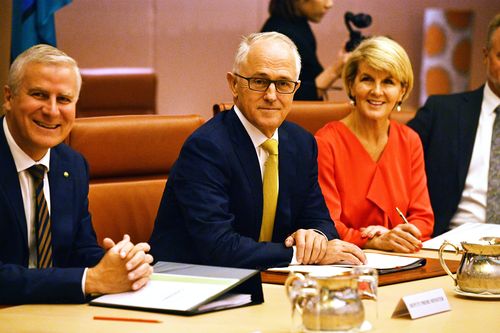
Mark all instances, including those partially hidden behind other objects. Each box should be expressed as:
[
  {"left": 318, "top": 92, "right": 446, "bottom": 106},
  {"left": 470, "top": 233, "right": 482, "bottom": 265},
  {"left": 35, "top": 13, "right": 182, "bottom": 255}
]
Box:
[
  {"left": 234, "top": 105, "right": 279, "bottom": 182},
  {"left": 451, "top": 83, "right": 500, "bottom": 227}
]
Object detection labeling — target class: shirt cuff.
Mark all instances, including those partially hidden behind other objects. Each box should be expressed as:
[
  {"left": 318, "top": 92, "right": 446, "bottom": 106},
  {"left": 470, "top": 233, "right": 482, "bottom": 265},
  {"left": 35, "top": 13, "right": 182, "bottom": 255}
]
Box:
[
  {"left": 82, "top": 267, "right": 88, "bottom": 295},
  {"left": 312, "top": 228, "right": 328, "bottom": 241},
  {"left": 290, "top": 246, "right": 299, "bottom": 265}
]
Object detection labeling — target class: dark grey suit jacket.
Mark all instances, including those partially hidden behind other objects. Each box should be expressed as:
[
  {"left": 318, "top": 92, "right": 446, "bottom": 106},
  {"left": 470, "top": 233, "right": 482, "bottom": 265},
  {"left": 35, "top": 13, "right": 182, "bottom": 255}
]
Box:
[{"left": 407, "top": 87, "right": 483, "bottom": 236}]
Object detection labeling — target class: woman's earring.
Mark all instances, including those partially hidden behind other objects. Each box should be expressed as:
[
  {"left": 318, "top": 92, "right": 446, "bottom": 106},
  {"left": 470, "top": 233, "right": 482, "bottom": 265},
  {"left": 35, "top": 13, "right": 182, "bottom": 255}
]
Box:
[
  {"left": 396, "top": 102, "right": 402, "bottom": 112},
  {"left": 349, "top": 99, "right": 356, "bottom": 106}
]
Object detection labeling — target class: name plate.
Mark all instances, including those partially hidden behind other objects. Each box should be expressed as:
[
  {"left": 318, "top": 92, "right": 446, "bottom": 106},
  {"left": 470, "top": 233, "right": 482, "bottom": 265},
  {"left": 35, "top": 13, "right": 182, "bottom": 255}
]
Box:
[{"left": 392, "top": 288, "right": 451, "bottom": 319}]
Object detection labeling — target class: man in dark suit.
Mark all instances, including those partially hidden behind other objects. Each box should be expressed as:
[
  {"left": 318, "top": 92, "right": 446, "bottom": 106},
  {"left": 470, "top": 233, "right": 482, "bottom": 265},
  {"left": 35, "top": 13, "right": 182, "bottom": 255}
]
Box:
[
  {"left": 0, "top": 45, "right": 153, "bottom": 304},
  {"left": 408, "top": 14, "right": 500, "bottom": 235},
  {"left": 150, "top": 32, "right": 365, "bottom": 269}
]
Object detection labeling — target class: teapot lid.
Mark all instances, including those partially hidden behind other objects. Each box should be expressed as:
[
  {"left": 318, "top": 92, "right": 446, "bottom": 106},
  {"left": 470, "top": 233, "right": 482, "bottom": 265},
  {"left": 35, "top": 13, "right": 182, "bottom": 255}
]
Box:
[{"left": 461, "top": 237, "right": 500, "bottom": 255}]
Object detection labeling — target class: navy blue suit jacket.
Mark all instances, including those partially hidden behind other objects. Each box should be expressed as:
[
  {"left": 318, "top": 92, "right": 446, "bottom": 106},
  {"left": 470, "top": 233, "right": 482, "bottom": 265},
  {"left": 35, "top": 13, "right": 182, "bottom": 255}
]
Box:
[
  {"left": 407, "top": 87, "right": 483, "bottom": 236},
  {"left": 150, "top": 109, "right": 339, "bottom": 269},
  {"left": 0, "top": 119, "right": 104, "bottom": 304}
]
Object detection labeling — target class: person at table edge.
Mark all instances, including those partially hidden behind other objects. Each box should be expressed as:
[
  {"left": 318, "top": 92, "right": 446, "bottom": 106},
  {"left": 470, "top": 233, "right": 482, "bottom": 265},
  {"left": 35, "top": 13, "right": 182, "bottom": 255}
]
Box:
[
  {"left": 150, "top": 32, "right": 366, "bottom": 269},
  {"left": 0, "top": 45, "right": 153, "bottom": 304}
]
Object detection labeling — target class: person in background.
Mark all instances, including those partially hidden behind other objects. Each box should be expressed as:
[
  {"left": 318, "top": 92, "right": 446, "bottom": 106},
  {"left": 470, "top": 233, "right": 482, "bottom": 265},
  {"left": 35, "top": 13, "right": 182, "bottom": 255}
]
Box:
[
  {"left": 316, "top": 36, "right": 434, "bottom": 253},
  {"left": 261, "top": 0, "right": 348, "bottom": 101},
  {"left": 150, "top": 32, "right": 366, "bottom": 269},
  {"left": 0, "top": 45, "right": 153, "bottom": 304},
  {"left": 408, "top": 13, "right": 500, "bottom": 234}
]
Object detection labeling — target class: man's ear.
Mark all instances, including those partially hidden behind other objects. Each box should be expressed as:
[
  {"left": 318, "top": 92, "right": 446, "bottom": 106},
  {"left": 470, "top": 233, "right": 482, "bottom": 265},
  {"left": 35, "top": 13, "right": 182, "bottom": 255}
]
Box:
[
  {"left": 226, "top": 72, "right": 238, "bottom": 99},
  {"left": 483, "top": 47, "right": 489, "bottom": 65},
  {"left": 295, "top": 80, "right": 301, "bottom": 92},
  {"left": 3, "top": 85, "right": 13, "bottom": 114}
]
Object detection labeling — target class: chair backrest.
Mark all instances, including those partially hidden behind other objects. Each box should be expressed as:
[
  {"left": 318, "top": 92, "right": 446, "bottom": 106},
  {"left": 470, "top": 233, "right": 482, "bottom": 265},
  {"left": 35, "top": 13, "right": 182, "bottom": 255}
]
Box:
[
  {"left": 77, "top": 68, "right": 157, "bottom": 118},
  {"left": 67, "top": 114, "right": 205, "bottom": 244},
  {"left": 286, "top": 101, "right": 351, "bottom": 134},
  {"left": 213, "top": 101, "right": 416, "bottom": 134},
  {"left": 213, "top": 101, "right": 350, "bottom": 134}
]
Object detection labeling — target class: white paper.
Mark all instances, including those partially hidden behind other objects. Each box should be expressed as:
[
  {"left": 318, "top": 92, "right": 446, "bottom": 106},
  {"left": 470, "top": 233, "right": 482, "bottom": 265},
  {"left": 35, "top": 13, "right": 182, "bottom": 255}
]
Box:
[
  {"left": 92, "top": 273, "right": 238, "bottom": 311},
  {"left": 361, "top": 253, "right": 422, "bottom": 270},
  {"left": 422, "top": 222, "right": 500, "bottom": 250},
  {"left": 268, "top": 252, "right": 422, "bottom": 273},
  {"left": 268, "top": 265, "right": 351, "bottom": 275}
]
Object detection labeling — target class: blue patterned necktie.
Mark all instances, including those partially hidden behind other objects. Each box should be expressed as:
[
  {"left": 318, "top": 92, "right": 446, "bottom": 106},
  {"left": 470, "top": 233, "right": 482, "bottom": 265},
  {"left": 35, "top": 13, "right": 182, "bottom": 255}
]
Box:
[
  {"left": 28, "top": 164, "right": 54, "bottom": 268},
  {"left": 486, "top": 105, "right": 500, "bottom": 223}
]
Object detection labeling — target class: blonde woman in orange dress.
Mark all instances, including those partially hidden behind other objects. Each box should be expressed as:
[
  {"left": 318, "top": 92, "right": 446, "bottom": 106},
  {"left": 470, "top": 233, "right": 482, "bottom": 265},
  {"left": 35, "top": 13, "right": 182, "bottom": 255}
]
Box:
[{"left": 316, "top": 36, "right": 434, "bottom": 253}]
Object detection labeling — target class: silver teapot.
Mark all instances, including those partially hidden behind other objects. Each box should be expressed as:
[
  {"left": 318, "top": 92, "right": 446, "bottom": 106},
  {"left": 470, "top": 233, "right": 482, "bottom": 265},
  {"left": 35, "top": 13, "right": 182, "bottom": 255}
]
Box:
[
  {"left": 439, "top": 237, "right": 500, "bottom": 294},
  {"left": 285, "top": 267, "right": 377, "bottom": 332}
]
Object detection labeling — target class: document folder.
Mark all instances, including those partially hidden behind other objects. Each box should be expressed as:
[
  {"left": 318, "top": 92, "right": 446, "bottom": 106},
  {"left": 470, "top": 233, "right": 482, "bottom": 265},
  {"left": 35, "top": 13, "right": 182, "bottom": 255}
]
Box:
[
  {"left": 376, "top": 257, "right": 426, "bottom": 275},
  {"left": 267, "top": 252, "right": 426, "bottom": 276},
  {"left": 90, "top": 261, "right": 264, "bottom": 315}
]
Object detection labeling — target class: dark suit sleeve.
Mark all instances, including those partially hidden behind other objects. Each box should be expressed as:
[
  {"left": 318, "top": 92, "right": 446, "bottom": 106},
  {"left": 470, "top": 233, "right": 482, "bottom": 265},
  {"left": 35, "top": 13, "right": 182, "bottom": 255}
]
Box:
[
  {"left": 0, "top": 263, "right": 86, "bottom": 304},
  {"left": 166, "top": 136, "right": 294, "bottom": 269},
  {"left": 293, "top": 136, "right": 339, "bottom": 239}
]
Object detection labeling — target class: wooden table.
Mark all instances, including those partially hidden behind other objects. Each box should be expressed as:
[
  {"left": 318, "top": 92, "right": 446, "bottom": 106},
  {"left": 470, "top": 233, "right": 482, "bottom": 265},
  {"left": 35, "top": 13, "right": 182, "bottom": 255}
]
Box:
[{"left": 1, "top": 275, "right": 498, "bottom": 333}]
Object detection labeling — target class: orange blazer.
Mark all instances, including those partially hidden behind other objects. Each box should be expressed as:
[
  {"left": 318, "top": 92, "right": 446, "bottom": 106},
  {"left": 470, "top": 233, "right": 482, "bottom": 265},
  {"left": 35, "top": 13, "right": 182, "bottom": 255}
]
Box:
[{"left": 315, "top": 121, "right": 434, "bottom": 247}]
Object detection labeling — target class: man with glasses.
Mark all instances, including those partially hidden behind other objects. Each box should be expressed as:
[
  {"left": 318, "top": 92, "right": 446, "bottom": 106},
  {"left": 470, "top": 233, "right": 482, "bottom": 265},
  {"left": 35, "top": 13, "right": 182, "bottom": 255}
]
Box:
[{"left": 150, "top": 32, "right": 365, "bottom": 269}]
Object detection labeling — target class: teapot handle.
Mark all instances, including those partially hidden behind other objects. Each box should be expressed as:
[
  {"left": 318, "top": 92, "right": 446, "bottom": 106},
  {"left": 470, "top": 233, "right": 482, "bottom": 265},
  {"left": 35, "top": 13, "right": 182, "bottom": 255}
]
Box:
[
  {"left": 352, "top": 267, "right": 378, "bottom": 301},
  {"left": 285, "top": 272, "right": 320, "bottom": 318},
  {"left": 284, "top": 272, "right": 306, "bottom": 296},
  {"left": 284, "top": 272, "right": 307, "bottom": 315},
  {"left": 438, "top": 240, "right": 459, "bottom": 286}
]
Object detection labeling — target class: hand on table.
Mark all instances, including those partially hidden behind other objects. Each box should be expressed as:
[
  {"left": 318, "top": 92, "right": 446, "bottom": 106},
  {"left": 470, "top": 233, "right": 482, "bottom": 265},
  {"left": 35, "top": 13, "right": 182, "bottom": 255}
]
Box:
[
  {"left": 361, "top": 225, "right": 390, "bottom": 239},
  {"left": 317, "top": 239, "right": 367, "bottom": 265},
  {"left": 85, "top": 234, "right": 154, "bottom": 294},
  {"left": 364, "top": 224, "right": 422, "bottom": 253},
  {"left": 284, "top": 229, "right": 327, "bottom": 264}
]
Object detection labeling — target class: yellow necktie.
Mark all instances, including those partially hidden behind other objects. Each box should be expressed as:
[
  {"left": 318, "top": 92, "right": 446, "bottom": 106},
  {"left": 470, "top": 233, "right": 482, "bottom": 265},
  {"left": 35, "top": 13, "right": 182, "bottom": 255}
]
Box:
[
  {"left": 28, "top": 164, "right": 53, "bottom": 268},
  {"left": 259, "top": 139, "right": 278, "bottom": 241}
]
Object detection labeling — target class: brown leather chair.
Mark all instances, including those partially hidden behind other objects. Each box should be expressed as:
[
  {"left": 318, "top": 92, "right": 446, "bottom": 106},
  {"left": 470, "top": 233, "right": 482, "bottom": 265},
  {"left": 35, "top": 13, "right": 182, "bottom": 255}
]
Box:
[
  {"left": 67, "top": 114, "right": 205, "bottom": 245},
  {"left": 213, "top": 101, "right": 350, "bottom": 134},
  {"left": 77, "top": 68, "right": 157, "bottom": 118},
  {"left": 213, "top": 101, "right": 415, "bottom": 134},
  {"left": 286, "top": 101, "right": 351, "bottom": 134}
]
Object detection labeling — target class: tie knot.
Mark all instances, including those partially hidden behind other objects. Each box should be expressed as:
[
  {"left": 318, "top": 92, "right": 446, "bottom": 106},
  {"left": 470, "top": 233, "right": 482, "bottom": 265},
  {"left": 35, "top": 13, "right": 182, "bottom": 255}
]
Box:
[
  {"left": 28, "top": 164, "right": 47, "bottom": 181},
  {"left": 261, "top": 139, "right": 278, "bottom": 155}
]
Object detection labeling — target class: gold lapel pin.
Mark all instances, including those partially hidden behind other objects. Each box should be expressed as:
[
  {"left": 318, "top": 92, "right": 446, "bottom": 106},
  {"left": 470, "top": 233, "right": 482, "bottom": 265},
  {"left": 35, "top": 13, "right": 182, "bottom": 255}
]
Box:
[{"left": 63, "top": 171, "right": 70, "bottom": 178}]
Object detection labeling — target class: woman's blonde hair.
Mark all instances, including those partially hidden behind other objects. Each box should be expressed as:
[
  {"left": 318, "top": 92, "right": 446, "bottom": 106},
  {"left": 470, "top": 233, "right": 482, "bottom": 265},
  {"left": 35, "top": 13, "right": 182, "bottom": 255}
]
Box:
[{"left": 343, "top": 36, "right": 413, "bottom": 102}]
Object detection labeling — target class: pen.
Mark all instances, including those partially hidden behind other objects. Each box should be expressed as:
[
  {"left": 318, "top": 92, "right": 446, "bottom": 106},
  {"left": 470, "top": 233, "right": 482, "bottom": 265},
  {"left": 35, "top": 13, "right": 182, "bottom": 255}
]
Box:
[
  {"left": 395, "top": 207, "right": 410, "bottom": 224},
  {"left": 93, "top": 316, "right": 162, "bottom": 323}
]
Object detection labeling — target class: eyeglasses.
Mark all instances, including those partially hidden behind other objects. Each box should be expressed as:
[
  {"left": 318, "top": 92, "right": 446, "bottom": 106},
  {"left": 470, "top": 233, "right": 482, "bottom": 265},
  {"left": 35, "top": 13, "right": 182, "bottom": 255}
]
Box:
[{"left": 233, "top": 73, "right": 298, "bottom": 94}]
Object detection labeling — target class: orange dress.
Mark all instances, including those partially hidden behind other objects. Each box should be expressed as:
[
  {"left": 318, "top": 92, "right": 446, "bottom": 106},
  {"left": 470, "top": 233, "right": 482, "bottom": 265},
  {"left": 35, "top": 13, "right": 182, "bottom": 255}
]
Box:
[{"left": 315, "top": 121, "right": 434, "bottom": 247}]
